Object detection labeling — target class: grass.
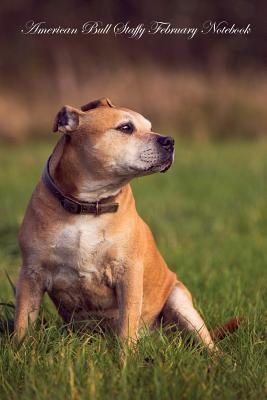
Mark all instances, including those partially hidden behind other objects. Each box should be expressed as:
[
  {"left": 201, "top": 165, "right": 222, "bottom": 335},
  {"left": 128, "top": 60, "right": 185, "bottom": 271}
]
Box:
[{"left": 0, "top": 138, "right": 266, "bottom": 399}]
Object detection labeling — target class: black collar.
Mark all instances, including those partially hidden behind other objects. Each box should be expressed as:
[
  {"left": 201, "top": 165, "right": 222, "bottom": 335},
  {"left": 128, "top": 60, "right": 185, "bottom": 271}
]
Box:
[{"left": 41, "top": 156, "right": 119, "bottom": 216}]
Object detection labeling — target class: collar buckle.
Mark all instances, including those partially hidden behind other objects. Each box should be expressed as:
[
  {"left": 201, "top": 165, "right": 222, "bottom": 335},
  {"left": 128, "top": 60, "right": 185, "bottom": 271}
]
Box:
[{"left": 95, "top": 201, "right": 99, "bottom": 216}]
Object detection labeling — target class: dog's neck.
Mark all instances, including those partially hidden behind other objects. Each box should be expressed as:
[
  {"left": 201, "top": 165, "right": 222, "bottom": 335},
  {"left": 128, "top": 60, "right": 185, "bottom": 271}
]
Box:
[{"left": 49, "top": 136, "right": 125, "bottom": 203}]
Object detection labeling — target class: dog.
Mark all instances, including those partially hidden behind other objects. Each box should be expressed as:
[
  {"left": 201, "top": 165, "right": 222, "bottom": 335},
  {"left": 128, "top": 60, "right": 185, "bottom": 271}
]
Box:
[{"left": 15, "top": 98, "right": 239, "bottom": 350}]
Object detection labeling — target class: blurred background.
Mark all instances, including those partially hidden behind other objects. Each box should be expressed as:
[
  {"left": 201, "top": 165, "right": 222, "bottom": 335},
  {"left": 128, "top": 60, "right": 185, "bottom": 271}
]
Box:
[{"left": 0, "top": 0, "right": 267, "bottom": 141}]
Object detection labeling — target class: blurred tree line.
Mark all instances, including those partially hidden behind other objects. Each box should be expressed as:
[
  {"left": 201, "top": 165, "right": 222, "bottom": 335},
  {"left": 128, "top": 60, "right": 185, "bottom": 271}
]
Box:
[
  {"left": 0, "top": 0, "right": 266, "bottom": 140},
  {"left": 0, "top": 0, "right": 266, "bottom": 82}
]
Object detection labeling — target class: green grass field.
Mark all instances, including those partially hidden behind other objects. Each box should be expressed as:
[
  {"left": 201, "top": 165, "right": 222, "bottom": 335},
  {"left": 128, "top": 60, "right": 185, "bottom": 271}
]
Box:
[{"left": 0, "top": 139, "right": 266, "bottom": 399}]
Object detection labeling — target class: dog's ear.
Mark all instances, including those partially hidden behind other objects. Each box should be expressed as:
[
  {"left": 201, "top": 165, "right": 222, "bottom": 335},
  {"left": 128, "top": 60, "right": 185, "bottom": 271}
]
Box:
[
  {"left": 81, "top": 97, "right": 115, "bottom": 112},
  {"left": 53, "top": 105, "right": 82, "bottom": 133}
]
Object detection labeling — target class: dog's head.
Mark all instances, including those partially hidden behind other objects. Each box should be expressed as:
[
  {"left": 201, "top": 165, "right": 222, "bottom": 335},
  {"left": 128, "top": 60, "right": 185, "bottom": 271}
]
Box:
[{"left": 53, "top": 98, "right": 174, "bottom": 182}]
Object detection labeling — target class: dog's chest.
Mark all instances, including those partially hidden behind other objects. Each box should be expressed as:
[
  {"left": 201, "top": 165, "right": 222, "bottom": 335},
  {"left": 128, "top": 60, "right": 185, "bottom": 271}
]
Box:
[
  {"left": 46, "top": 220, "right": 121, "bottom": 310},
  {"left": 52, "top": 221, "right": 110, "bottom": 269}
]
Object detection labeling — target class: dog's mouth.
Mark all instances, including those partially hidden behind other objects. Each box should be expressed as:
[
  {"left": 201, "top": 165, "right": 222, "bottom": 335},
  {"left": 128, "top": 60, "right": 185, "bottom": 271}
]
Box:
[
  {"left": 128, "top": 149, "right": 174, "bottom": 176},
  {"left": 159, "top": 159, "right": 173, "bottom": 173},
  {"left": 144, "top": 153, "right": 174, "bottom": 174}
]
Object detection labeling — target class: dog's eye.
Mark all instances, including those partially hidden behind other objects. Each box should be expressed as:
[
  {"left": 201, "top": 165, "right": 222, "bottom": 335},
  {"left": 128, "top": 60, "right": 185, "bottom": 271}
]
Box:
[{"left": 116, "top": 122, "right": 134, "bottom": 134}]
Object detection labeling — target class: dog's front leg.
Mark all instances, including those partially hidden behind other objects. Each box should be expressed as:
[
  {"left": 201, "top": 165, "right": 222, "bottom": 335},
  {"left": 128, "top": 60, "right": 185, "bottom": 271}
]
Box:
[
  {"left": 14, "top": 267, "right": 44, "bottom": 343},
  {"left": 116, "top": 263, "right": 143, "bottom": 344}
]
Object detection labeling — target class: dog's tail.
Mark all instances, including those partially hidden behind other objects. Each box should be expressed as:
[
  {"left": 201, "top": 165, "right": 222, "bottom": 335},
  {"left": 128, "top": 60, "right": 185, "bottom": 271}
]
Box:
[{"left": 210, "top": 317, "right": 242, "bottom": 341}]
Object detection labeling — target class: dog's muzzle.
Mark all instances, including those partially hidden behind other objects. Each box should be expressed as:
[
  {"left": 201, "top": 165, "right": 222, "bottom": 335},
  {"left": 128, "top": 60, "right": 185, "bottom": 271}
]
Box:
[
  {"left": 156, "top": 135, "right": 175, "bottom": 173},
  {"left": 156, "top": 135, "right": 175, "bottom": 153}
]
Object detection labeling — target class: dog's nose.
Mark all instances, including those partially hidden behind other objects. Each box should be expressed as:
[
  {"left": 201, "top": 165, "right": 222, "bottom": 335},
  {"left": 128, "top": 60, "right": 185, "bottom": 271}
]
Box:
[{"left": 157, "top": 135, "right": 175, "bottom": 151}]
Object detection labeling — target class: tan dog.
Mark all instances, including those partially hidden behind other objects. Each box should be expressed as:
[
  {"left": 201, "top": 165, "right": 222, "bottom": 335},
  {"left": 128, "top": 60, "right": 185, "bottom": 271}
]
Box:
[{"left": 15, "top": 98, "right": 239, "bottom": 350}]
